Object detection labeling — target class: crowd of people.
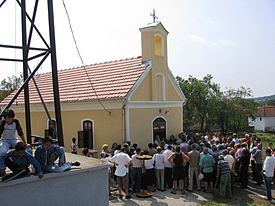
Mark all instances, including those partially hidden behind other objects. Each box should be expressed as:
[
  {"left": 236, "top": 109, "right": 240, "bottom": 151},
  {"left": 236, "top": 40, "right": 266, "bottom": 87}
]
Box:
[
  {"left": 99, "top": 133, "right": 275, "bottom": 202},
  {"left": 0, "top": 109, "right": 274, "bottom": 203}
]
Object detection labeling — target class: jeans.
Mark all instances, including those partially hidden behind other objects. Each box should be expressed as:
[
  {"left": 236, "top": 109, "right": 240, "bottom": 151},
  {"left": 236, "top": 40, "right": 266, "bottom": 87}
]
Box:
[
  {"left": 132, "top": 167, "right": 142, "bottom": 193},
  {"left": 46, "top": 147, "right": 72, "bottom": 173},
  {"left": 0, "top": 139, "right": 18, "bottom": 170},
  {"left": 188, "top": 167, "right": 201, "bottom": 191},
  {"left": 155, "top": 169, "right": 164, "bottom": 190},
  {"left": 264, "top": 176, "right": 273, "bottom": 200}
]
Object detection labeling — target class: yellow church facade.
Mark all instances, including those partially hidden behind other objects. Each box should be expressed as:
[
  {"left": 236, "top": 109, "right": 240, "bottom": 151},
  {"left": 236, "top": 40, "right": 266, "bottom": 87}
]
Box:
[{"left": 1, "top": 22, "right": 186, "bottom": 152}]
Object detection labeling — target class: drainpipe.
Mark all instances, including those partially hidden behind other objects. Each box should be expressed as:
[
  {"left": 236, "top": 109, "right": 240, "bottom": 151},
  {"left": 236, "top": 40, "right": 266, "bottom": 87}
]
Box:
[{"left": 122, "top": 98, "right": 126, "bottom": 142}]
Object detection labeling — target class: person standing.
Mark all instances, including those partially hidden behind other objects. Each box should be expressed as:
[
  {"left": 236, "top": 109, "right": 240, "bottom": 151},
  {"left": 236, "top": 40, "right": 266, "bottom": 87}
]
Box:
[
  {"left": 188, "top": 143, "right": 201, "bottom": 192},
  {"left": 216, "top": 155, "right": 232, "bottom": 199},
  {"left": 224, "top": 150, "right": 236, "bottom": 193},
  {"left": 169, "top": 146, "right": 190, "bottom": 194},
  {"left": 71, "top": 137, "right": 78, "bottom": 154},
  {"left": 199, "top": 148, "right": 215, "bottom": 193},
  {"left": 163, "top": 145, "right": 174, "bottom": 189},
  {"left": 131, "top": 148, "right": 143, "bottom": 194},
  {"left": 239, "top": 148, "right": 250, "bottom": 188},
  {"left": 148, "top": 143, "right": 157, "bottom": 156},
  {"left": 143, "top": 150, "right": 155, "bottom": 192},
  {"left": 153, "top": 146, "right": 165, "bottom": 191},
  {"left": 262, "top": 149, "right": 275, "bottom": 202},
  {"left": 253, "top": 143, "right": 263, "bottom": 185},
  {"left": 110, "top": 147, "right": 132, "bottom": 199}
]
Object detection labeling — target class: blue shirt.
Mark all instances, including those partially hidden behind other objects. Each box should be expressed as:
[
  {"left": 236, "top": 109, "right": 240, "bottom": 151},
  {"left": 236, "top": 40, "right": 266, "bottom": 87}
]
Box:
[
  {"left": 199, "top": 153, "right": 215, "bottom": 173},
  {"left": 34, "top": 145, "right": 63, "bottom": 173},
  {"left": 5, "top": 150, "right": 42, "bottom": 176}
]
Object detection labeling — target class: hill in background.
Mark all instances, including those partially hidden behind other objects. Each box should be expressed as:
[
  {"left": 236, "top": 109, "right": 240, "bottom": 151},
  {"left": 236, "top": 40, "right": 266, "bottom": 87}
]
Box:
[{"left": 252, "top": 94, "right": 275, "bottom": 104}]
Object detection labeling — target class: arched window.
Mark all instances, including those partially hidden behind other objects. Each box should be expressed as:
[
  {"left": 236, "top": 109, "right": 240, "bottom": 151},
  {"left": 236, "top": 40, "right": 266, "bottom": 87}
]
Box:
[
  {"left": 78, "top": 120, "right": 94, "bottom": 149},
  {"left": 152, "top": 117, "right": 167, "bottom": 143},
  {"left": 154, "top": 35, "right": 163, "bottom": 56}
]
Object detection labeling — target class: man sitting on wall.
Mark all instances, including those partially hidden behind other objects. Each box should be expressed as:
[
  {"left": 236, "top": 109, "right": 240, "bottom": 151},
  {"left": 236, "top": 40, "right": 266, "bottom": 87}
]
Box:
[
  {"left": 35, "top": 136, "right": 80, "bottom": 173},
  {"left": 2, "top": 142, "right": 43, "bottom": 182}
]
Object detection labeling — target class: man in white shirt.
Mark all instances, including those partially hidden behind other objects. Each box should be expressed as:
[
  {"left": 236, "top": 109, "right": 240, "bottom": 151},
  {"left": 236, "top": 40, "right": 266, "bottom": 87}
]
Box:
[
  {"left": 163, "top": 145, "right": 174, "bottom": 189},
  {"left": 110, "top": 147, "right": 132, "bottom": 199},
  {"left": 262, "top": 149, "right": 275, "bottom": 202},
  {"left": 153, "top": 146, "right": 165, "bottom": 191}
]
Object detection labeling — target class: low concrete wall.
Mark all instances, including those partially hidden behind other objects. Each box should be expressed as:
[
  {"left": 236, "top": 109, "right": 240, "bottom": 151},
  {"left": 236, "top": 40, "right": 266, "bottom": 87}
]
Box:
[{"left": 0, "top": 154, "right": 109, "bottom": 206}]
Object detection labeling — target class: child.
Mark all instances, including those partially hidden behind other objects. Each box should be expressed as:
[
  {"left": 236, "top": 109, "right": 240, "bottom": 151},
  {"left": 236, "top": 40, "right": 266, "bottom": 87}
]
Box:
[
  {"left": 71, "top": 137, "right": 78, "bottom": 154},
  {"left": 0, "top": 109, "right": 27, "bottom": 176},
  {"left": 2, "top": 142, "right": 43, "bottom": 182},
  {"left": 35, "top": 136, "right": 80, "bottom": 173}
]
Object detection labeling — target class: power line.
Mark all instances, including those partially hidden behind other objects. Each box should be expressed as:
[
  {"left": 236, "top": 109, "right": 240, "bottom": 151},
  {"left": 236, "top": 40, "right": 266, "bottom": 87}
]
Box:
[{"left": 61, "top": 0, "right": 111, "bottom": 115}]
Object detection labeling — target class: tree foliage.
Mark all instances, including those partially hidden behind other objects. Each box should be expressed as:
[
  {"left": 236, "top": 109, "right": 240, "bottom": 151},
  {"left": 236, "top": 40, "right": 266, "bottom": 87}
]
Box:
[
  {"left": 177, "top": 75, "right": 258, "bottom": 133},
  {"left": 0, "top": 74, "right": 23, "bottom": 102}
]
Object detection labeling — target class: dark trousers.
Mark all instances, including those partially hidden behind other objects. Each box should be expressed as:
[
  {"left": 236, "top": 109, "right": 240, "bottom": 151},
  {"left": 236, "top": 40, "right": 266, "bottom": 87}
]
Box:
[
  {"left": 4, "top": 157, "right": 29, "bottom": 179},
  {"left": 164, "top": 167, "right": 173, "bottom": 188},
  {"left": 240, "top": 166, "right": 248, "bottom": 188},
  {"left": 230, "top": 172, "right": 235, "bottom": 194},
  {"left": 251, "top": 160, "right": 256, "bottom": 181},
  {"left": 264, "top": 176, "right": 273, "bottom": 200},
  {"left": 145, "top": 168, "right": 155, "bottom": 188},
  {"left": 132, "top": 167, "right": 142, "bottom": 193},
  {"left": 255, "top": 164, "right": 263, "bottom": 185}
]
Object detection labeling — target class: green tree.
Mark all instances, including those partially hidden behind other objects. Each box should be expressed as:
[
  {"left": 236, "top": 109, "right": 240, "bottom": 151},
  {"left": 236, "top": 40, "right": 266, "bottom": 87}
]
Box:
[
  {"left": 177, "top": 74, "right": 222, "bottom": 131},
  {"left": 223, "top": 87, "right": 258, "bottom": 132},
  {"left": 177, "top": 75, "right": 258, "bottom": 133},
  {"left": 267, "top": 99, "right": 275, "bottom": 106},
  {"left": 0, "top": 74, "right": 23, "bottom": 102}
]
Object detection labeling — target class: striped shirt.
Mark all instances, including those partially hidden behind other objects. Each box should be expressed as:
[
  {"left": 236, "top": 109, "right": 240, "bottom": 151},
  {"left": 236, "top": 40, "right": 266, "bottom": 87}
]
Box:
[{"left": 218, "top": 160, "right": 230, "bottom": 175}]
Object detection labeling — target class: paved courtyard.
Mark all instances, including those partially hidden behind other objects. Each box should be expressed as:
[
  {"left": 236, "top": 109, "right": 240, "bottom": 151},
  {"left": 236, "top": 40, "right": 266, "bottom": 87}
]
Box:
[{"left": 109, "top": 190, "right": 211, "bottom": 206}]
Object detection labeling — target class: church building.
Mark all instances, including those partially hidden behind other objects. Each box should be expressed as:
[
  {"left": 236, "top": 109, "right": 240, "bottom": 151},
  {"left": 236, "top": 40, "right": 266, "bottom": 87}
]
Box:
[{"left": 1, "top": 22, "right": 186, "bottom": 153}]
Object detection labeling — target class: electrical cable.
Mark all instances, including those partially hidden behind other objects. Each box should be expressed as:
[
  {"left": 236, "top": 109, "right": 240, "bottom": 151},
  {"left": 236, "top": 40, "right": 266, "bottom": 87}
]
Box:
[{"left": 61, "top": 0, "right": 111, "bottom": 115}]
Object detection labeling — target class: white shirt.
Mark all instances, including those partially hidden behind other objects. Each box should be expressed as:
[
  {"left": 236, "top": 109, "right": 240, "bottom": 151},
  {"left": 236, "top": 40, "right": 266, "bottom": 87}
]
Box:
[
  {"left": 144, "top": 159, "right": 154, "bottom": 170},
  {"left": 163, "top": 149, "right": 173, "bottom": 168},
  {"left": 153, "top": 153, "right": 165, "bottom": 170},
  {"left": 131, "top": 154, "right": 143, "bottom": 168},
  {"left": 114, "top": 150, "right": 121, "bottom": 156},
  {"left": 110, "top": 152, "right": 131, "bottom": 177},
  {"left": 263, "top": 156, "right": 275, "bottom": 177},
  {"left": 224, "top": 154, "right": 235, "bottom": 170}
]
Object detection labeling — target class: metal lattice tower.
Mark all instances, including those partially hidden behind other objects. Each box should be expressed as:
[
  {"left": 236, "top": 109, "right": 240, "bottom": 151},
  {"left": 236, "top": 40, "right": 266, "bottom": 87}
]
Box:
[{"left": 0, "top": 0, "right": 64, "bottom": 146}]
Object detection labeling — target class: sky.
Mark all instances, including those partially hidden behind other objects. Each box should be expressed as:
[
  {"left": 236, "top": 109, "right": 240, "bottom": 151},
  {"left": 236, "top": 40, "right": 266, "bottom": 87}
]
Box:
[{"left": 0, "top": 0, "right": 274, "bottom": 97}]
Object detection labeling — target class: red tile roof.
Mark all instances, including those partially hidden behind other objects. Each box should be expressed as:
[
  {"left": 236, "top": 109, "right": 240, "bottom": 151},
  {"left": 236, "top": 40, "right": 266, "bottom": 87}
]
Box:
[
  {"left": 1, "top": 56, "right": 147, "bottom": 105},
  {"left": 256, "top": 106, "right": 275, "bottom": 117}
]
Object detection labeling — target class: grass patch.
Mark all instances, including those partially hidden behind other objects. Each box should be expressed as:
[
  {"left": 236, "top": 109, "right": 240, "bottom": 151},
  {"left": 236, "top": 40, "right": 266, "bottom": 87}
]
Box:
[
  {"left": 201, "top": 187, "right": 273, "bottom": 206},
  {"left": 256, "top": 132, "right": 274, "bottom": 150}
]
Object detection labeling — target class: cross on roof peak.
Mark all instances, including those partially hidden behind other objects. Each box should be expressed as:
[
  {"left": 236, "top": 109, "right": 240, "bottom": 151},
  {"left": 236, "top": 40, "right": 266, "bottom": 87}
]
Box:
[{"left": 150, "top": 9, "right": 158, "bottom": 23}]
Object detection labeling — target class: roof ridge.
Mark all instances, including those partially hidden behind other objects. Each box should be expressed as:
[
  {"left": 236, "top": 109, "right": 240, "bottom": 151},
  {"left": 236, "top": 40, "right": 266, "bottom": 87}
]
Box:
[
  {"left": 36, "top": 56, "right": 142, "bottom": 76},
  {"left": 0, "top": 56, "right": 147, "bottom": 105}
]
